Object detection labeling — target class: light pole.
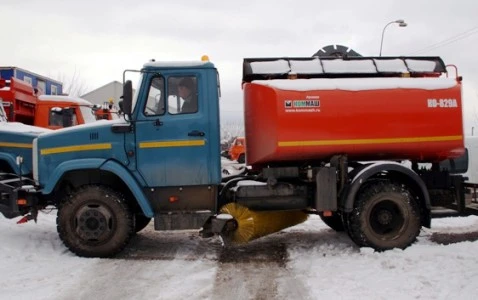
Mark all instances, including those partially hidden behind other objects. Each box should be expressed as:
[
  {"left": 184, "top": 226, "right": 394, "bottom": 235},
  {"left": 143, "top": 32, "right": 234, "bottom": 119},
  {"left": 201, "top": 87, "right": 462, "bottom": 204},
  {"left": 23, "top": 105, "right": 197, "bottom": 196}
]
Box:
[{"left": 379, "top": 19, "right": 407, "bottom": 56}]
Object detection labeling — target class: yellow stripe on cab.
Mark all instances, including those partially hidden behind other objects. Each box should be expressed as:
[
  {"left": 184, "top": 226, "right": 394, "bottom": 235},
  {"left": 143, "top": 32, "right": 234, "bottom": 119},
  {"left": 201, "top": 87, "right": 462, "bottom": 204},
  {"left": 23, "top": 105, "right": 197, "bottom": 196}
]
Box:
[
  {"left": 40, "top": 143, "right": 112, "bottom": 155},
  {"left": 139, "top": 140, "right": 205, "bottom": 148},
  {"left": 0, "top": 142, "right": 32, "bottom": 149}
]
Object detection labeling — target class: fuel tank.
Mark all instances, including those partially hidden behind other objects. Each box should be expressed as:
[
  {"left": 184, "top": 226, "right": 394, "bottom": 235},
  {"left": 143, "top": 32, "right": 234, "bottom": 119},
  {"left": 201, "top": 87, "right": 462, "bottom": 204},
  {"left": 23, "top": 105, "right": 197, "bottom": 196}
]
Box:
[{"left": 244, "top": 77, "right": 464, "bottom": 167}]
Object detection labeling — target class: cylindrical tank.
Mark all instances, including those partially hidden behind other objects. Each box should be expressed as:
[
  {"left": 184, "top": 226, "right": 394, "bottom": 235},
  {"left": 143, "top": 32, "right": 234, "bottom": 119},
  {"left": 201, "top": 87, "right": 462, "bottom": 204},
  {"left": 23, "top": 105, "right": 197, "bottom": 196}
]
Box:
[{"left": 244, "top": 77, "right": 464, "bottom": 167}]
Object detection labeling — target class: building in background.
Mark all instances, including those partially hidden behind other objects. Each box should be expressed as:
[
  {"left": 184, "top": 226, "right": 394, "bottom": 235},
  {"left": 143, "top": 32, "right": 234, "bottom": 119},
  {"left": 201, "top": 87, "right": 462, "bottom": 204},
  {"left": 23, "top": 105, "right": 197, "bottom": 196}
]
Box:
[
  {"left": 81, "top": 81, "right": 123, "bottom": 109},
  {"left": 0, "top": 66, "right": 63, "bottom": 95}
]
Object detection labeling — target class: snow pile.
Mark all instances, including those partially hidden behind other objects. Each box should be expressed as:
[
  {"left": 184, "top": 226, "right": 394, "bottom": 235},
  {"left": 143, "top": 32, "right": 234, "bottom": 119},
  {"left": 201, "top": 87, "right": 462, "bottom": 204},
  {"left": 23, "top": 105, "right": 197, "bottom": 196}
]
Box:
[
  {"left": 253, "top": 77, "right": 458, "bottom": 91},
  {"left": 1, "top": 213, "right": 477, "bottom": 299}
]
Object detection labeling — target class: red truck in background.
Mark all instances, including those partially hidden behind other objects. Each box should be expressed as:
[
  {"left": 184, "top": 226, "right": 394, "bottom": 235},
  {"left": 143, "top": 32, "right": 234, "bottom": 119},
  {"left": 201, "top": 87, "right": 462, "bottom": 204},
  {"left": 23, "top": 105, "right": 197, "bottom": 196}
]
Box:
[
  {"left": 224, "top": 136, "right": 246, "bottom": 163},
  {"left": 0, "top": 77, "right": 98, "bottom": 128}
]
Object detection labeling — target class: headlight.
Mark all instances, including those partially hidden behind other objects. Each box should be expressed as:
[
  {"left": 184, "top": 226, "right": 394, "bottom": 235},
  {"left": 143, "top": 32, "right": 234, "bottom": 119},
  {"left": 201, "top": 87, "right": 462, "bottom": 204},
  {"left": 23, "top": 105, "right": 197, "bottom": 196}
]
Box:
[{"left": 32, "top": 138, "right": 39, "bottom": 183}]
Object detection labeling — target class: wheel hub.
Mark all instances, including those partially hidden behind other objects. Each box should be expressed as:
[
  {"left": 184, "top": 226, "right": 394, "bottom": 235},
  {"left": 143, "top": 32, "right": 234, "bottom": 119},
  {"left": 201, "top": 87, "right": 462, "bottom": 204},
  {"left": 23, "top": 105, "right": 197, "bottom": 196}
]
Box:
[
  {"left": 377, "top": 209, "right": 393, "bottom": 225},
  {"left": 370, "top": 199, "right": 405, "bottom": 237},
  {"left": 76, "top": 207, "right": 110, "bottom": 241}
]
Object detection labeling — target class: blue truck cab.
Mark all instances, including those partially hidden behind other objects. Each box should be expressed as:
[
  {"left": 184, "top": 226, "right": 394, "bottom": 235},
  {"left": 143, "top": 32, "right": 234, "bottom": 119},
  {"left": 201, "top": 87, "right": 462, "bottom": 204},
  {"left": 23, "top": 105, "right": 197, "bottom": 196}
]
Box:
[{"left": 21, "top": 58, "right": 222, "bottom": 257}]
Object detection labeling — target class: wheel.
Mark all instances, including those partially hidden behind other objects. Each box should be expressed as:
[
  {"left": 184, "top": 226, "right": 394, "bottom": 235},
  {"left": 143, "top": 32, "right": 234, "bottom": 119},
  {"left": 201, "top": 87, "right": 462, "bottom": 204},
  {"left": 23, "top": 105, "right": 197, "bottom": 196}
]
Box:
[
  {"left": 134, "top": 214, "right": 152, "bottom": 233},
  {"left": 347, "top": 181, "right": 421, "bottom": 250},
  {"left": 57, "top": 185, "right": 134, "bottom": 258},
  {"left": 319, "top": 212, "right": 344, "bottom": 232},
  {"left": 237, "top": 153, "right": 245, "bottom": 164}
]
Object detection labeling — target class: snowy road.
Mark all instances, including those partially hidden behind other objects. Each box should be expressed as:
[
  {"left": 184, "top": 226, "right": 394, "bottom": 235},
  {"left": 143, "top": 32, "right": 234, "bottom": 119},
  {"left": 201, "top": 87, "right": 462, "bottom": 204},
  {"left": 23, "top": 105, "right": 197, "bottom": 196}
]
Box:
[
  {"left": 117, "top": 228, "right": 315, "bottom": 299},
  {"left": 1, "top": 214, "right": 478, "bottom": 299}
]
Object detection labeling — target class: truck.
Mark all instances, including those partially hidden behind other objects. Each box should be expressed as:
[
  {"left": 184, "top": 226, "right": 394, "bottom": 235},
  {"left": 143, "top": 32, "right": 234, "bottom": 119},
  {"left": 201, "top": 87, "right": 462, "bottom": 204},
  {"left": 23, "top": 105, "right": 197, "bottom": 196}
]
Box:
[
  {"left": 224, "top": 136, "right": 246, "bottom": 163},
  {"left": 0, "top": 77, "right": 98, "bottom": 129},
  {"left": 0, "top": 102, "right": 51, "bottom": 190},
  {"left": 0, "top": 54, "right": 476, "bottom": 258}
]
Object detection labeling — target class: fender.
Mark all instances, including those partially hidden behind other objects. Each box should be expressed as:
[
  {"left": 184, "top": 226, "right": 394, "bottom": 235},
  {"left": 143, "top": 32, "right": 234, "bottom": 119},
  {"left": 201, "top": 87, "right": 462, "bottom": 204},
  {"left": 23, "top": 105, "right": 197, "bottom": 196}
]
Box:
[
  {"left": 42, "top": 158, "right": 106, "bottom": 194},
  {"left": 100, "top": 160, "right": 153, "bottom": 218},
  {"left": 42, "top": 158, "right": 154, "bottom": 218},
  {"left": 341, "top": 162, "right": 431, "bottom": 227},
  {"left": 0, "top": 153, "right": 21, "bottom": 174}
]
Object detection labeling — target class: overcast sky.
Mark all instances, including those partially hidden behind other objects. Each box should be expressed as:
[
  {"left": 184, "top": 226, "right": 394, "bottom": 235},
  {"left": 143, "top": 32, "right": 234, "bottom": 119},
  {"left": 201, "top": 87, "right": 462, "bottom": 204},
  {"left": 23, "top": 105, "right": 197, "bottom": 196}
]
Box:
[{"left": 2, "top": 0, "right": 478, "bottom": 131}]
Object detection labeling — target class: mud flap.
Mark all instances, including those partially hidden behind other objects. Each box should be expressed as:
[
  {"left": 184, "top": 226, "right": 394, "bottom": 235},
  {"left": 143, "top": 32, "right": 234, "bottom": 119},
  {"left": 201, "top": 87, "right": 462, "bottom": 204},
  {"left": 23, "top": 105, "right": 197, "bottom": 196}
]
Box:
[
  {"left": 0, "top": 181, "right": 21, "bottom": 219},
  {"left": 0, "top": 177, "right": 39, "bottom": 219}
]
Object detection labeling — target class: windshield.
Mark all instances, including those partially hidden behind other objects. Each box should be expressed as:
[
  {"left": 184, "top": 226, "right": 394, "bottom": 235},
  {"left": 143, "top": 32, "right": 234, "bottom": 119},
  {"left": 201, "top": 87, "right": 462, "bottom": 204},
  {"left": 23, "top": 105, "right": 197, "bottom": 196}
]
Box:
[{"left": 79, "top": 106, "right": 98, "bottom": 123}]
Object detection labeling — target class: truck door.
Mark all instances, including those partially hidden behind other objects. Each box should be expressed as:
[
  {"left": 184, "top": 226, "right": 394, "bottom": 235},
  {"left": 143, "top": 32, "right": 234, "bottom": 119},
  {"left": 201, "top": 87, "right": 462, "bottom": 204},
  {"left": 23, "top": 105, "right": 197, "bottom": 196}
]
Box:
[{"left": 134, "top": 73, "right": 213, "bottom": 190}]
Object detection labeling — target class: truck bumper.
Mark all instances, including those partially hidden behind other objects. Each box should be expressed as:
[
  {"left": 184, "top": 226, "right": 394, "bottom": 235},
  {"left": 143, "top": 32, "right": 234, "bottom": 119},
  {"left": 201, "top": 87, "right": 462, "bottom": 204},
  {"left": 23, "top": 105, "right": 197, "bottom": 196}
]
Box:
[{"left": 0, "top": 174, "right": 38, "bottom": 219}]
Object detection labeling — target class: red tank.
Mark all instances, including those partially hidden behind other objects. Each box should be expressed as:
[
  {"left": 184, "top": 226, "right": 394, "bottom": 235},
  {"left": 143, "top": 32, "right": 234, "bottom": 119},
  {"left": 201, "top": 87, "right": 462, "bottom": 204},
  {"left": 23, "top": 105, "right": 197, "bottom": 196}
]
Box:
[{"left": 244, "top": 77, "right": 464, "bottom": 167}]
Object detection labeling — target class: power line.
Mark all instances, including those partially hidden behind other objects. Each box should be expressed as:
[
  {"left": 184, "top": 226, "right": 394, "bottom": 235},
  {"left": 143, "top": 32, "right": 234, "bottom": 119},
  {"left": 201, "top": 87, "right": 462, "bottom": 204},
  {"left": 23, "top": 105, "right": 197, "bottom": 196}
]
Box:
[{"left": 410, "top": 26, "right": 478, "bottom": 55}]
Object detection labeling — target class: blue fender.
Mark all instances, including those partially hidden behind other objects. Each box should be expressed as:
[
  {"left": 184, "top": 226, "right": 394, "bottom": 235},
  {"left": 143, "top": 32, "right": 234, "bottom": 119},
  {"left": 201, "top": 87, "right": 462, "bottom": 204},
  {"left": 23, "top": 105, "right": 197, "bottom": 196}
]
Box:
[
  {"left": 341, "top": 162, "right": 431, "bottom": 227},
  {"left": 43, "top": 158, "right": 106, "bottom": 194},
  {"left": 0, "top": 153, "right": 20, "bottom": 174},
  {"left": 42, "top": 158, "right": 154, "bottom": 218},
  {"left": 100, "top": 160, "right": 153, "bottom": 218}
]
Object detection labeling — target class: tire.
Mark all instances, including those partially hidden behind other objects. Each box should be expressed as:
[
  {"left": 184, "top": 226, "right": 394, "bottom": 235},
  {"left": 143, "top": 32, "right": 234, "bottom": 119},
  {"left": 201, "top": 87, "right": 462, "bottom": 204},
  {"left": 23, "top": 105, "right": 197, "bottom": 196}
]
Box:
[
  {"left": 319, "top": 212, "right": 344, "bottom": 232},
  {"left": 237, "top": 153, "right": 245, "bottom": 164},
  {"left": 57, "top": 185, "right": 134, "bottom": 258},
  {"left": 347, "top": 181, "right": 421, "bottom": 251},
  {"left": 134, "top": 214, "right": 152, "bottom": 233}
]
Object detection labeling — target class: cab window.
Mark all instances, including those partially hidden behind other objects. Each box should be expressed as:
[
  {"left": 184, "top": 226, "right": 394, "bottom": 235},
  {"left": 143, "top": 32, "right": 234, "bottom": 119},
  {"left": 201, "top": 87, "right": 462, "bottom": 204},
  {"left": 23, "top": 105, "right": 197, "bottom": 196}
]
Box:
[
  {"left": 144, "top": 76, "right": 165, "bottom": 116},
  {"left": 168, "top": 76, "right": 198, "bottom": 114}
]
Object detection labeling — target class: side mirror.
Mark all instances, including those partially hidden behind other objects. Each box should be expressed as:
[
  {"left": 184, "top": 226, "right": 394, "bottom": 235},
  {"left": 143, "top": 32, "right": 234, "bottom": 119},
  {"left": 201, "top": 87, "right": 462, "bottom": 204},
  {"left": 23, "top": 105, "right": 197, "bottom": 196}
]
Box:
[{"left": 122, "top": 80, "right": 133, "bottom": 116}]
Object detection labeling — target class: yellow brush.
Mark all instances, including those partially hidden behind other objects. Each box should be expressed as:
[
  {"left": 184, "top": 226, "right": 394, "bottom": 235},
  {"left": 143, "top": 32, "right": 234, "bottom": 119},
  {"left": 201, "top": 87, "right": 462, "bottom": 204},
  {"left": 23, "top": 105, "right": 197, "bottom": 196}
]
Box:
[{"left": 220, "top": 203, "right": 308, "bottom": 244}]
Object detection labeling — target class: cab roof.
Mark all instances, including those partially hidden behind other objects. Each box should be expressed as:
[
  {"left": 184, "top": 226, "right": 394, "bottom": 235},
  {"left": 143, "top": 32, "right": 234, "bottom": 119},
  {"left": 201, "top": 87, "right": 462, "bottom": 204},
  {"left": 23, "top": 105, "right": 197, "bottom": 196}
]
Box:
[{"left": 143, "top": 60, "right": 215, "bottom": 69}]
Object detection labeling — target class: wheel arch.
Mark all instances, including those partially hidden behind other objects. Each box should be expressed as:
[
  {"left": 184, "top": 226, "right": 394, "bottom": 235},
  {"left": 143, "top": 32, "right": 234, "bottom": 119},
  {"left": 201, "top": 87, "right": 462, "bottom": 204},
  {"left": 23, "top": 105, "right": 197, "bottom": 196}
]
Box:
[
  {"left": 0, "top": 154, "right": 20, "bottom": 174},
  {"left": 45, "top": 159, "right": 153, "bottom": 218},
  {"left": 341, "top": 162, "right": 431, "bottom": 228}
]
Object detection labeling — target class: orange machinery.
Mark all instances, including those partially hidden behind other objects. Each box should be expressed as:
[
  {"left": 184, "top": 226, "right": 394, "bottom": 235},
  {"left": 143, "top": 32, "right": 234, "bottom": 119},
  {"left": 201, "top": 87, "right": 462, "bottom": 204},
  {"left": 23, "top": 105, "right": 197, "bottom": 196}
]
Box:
[
  {"left": 242, "top": 56, "right": 463, "bottom": 168},
  {"left": 94, "top": 100, "right": 121, "bottom": 120},
  {"left": 228, "top": 137, "right": 246, "bottom": 163},
  {"left": 0, "top": 77, "right": 97, "bottom": 129}
]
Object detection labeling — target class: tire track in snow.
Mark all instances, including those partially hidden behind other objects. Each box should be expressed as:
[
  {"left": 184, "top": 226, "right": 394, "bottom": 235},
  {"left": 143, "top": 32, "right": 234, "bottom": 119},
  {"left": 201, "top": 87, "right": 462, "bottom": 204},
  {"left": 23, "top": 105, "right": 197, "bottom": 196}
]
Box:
[
  {"left": 56, "top": 226, "right": 219, "bottom": 300},
  {"left": 211, "top": 234, "right": 312, "bottom": 300}
]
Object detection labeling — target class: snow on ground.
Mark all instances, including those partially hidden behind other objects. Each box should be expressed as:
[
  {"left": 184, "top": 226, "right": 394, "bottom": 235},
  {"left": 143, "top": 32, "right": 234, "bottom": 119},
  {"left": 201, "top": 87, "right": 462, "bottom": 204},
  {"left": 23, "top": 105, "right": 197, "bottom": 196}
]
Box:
[
  {"left": 221, "top": 157, "right": 246, "bottom": 177},
  {"left": 1, "top": 211, "right": 478, "bottom": 300}
]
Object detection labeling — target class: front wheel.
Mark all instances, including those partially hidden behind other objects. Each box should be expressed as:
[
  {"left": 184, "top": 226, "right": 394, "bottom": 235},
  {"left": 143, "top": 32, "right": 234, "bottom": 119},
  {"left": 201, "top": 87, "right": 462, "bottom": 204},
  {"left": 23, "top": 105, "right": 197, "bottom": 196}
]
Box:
[
  {"left": 347, "top": 181, "right": 421, "bottom": 251},
  {"left": 57, "top": 185, "right": 134, "bottom": 257}
]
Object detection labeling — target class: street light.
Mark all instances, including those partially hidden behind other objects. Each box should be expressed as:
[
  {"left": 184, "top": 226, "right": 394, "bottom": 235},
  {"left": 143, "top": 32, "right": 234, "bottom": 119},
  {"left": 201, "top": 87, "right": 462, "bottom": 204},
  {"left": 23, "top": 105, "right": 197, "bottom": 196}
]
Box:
[{"left": 379, "top": 19, "right": 407, "bottom": 56}]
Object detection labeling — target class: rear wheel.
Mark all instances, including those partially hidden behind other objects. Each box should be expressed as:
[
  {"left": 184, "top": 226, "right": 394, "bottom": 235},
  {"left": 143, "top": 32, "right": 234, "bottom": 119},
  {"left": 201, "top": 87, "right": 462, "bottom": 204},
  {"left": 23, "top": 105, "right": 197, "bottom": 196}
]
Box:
[
  {"left": 57, "top": 185, "right": 134, "bottom": 257},
  {"left": 237, "top": 153, "right": 245, "bottom": 164},
  {"left": 319, "top": 212, "right": 344, "bottom": 232},
  {"left": 347, "top": 181, "right": 421, "bottom": 250}
]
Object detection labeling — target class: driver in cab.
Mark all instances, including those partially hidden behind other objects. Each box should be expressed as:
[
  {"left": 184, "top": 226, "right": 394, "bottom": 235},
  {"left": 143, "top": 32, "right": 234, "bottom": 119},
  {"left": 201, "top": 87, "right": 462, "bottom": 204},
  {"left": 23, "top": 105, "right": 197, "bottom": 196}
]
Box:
[{"left": 177, "top": 77, "right": 197, "bottom": 113}]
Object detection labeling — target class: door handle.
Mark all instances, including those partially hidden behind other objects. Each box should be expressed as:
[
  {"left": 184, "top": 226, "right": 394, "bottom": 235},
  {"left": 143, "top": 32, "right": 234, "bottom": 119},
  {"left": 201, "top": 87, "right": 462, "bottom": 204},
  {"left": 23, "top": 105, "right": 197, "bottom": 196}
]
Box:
[{"left": 188, "top": 130, "right": 205, "bottom": 137}]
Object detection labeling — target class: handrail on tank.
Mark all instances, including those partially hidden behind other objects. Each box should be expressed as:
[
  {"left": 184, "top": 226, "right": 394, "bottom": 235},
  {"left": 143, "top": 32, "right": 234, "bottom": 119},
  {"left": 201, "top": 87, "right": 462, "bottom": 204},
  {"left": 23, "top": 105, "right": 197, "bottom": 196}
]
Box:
[{"left": 446, "top": 64, "right": 458, "bottom": 78}]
